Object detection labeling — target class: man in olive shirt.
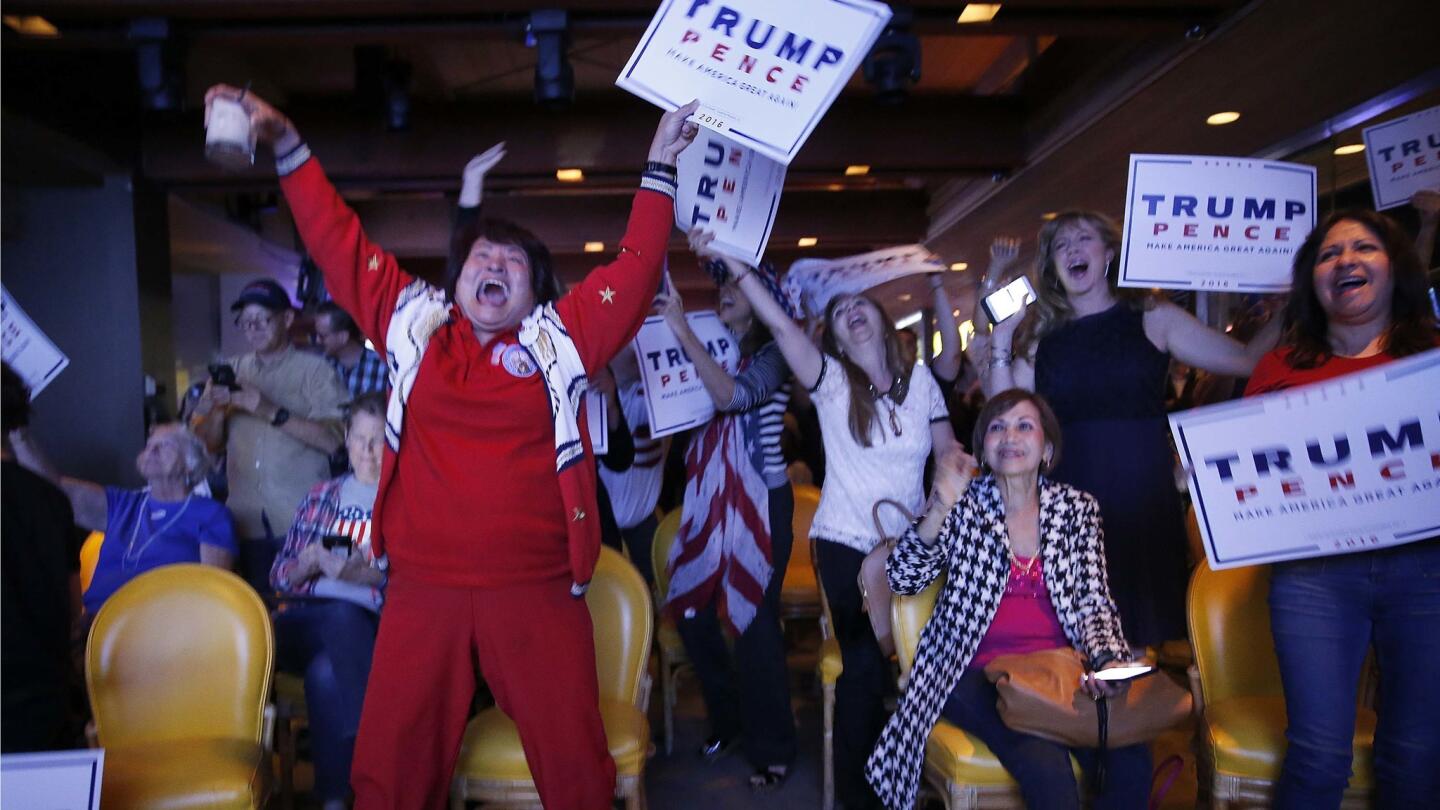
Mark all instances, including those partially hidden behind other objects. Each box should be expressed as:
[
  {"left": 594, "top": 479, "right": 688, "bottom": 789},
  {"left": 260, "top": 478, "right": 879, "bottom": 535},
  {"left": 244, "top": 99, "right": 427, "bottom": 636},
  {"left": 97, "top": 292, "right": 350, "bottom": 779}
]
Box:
[{"left": 193, "top": 279, "right": 347, "bottom": 591}]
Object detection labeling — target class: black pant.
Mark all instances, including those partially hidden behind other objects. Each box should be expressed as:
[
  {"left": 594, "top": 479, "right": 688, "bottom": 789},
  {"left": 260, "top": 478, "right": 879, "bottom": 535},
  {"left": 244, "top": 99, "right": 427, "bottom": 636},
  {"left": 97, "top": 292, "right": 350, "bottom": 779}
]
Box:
[
  {"left": 942, "top": 669, "right": 1153, "bottom": 809},
  {"left": 239, "top": 536, "right": 280, "bottom": 594},
  {"left": 815, "top": 539, "right": 892, "bottom": 810},
  {"left": 677, "top": 485, "right": 798, "bottom": 769},
  {"left": 619, "top": 513, "right": 659, "bottom": 589}
]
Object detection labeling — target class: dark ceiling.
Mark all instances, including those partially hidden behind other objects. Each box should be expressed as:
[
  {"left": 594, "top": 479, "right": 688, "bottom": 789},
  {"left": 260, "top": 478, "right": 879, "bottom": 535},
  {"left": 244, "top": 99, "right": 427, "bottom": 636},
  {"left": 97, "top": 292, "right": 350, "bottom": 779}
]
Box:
[{"left": 4, "top": 0, "right": 1436, "bottom": 315}]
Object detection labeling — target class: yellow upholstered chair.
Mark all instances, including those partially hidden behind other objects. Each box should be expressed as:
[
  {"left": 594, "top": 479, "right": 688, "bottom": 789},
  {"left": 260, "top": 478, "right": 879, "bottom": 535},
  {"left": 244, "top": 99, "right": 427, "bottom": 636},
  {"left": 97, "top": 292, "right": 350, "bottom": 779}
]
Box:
[
  {"left": 649, "top": 507, "right": 690, "bottom": 754},
  {"left": 79, "top": 530, "right": 104, "bottom": 593},
  {"left": 1187, "top": 560, "right": 1374, "bottom": 808},
  {"left": 780, "top": 483, "right": 823, "bottom": 622},
  {"left": 451, "top": 547, "right": 653, "bottom": 809},
  {"left": 812, "top": 538, "right": 843, "bottom": 810},
  {"left": 892, "top": 575, "right": 1081, "bottom": 809},
  {"left": 86, "top": 564, "right": 275, "bottom": 809}
]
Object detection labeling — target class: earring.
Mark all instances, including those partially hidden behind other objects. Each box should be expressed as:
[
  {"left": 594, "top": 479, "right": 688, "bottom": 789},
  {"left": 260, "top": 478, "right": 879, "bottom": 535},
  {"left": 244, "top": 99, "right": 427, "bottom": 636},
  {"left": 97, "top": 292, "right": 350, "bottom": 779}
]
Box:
[{"left": 1104, "top": 259, "right": 1113, "bottom": 278}]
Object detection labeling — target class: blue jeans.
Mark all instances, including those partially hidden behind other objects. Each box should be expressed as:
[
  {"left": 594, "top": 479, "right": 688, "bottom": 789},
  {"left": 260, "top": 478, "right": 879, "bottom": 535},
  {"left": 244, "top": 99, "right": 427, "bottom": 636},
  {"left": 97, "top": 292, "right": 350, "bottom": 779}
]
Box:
[
  {"left": 273, "top": 600, "right": 379, "bottom": 802},
  {"left": 942, "top": 668, "right": 1153, "bottom": 809},
  {"left": 1269, "top": 539, "right": 1440, "bottom": 809}
]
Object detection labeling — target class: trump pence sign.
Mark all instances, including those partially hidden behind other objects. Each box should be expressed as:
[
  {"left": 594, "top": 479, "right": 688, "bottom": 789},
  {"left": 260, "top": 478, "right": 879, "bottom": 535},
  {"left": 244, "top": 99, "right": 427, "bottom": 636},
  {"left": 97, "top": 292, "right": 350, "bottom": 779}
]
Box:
[
  {"left": 1172, "top": 350, "right": 1440, "bottom": 570},
  {"left": 676, "top": 127, "right": 786, "bottom": 266},
  {"left": 1119, "top": 155, "right": 1316, "bottom": 293},
  {"left": 1362, "top": 104, "right": 1440, "bottom": 210},
  {"left": 630, "top": 311, "right": 741, "bottom": 438},
  {"left": 617, "top": 0, "right": 892, "bottom": 164}
]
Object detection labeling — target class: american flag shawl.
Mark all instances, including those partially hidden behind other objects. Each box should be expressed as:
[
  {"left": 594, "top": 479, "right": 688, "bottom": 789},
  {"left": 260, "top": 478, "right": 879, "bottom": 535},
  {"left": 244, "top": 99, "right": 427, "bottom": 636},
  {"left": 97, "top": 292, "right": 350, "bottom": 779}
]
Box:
[{"left": 663, "top": 357, "right": 773, "bottom": 635}]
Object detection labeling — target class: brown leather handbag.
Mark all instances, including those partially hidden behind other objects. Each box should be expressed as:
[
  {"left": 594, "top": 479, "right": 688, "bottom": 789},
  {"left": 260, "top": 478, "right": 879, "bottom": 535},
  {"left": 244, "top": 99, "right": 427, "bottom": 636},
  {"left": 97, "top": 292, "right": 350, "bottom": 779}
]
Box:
[
  {"left": 981, "top": 648, "right": 1192, "bottom": 749},
  {"left": 857, "top": 499, "right": 915, "bottom": 658}
]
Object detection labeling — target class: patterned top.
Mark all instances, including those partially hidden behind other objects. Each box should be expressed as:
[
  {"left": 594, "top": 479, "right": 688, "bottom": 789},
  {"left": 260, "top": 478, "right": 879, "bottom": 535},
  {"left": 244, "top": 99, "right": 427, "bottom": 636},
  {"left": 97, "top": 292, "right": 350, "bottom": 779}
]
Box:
[
  {"left": 327, "top": 347, "right": 389, "bottom": 398},
  {"left": 270, "top": 474, "right": 388, "bottom": 610},
  {"left": 865, "top": 476, "right": 1130, "bottom": 809}
]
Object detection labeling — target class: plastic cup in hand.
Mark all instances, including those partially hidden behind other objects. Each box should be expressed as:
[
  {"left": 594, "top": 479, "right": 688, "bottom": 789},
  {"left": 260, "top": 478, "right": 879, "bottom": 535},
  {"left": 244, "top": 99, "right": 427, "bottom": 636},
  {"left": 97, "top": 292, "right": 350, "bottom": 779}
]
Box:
[{"left": 205, "top": 96, "right": 256, "bottom": 170}]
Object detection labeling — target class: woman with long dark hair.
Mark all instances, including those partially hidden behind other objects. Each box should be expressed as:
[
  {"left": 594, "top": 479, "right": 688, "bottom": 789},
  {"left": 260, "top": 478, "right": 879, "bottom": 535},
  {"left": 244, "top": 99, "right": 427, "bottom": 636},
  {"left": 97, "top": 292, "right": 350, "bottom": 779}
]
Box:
[
  {"left": 970, "top": 212, "right": 1279, "bottom": 646},
  {"left": 698, "top": 234, "right": 960, "bottom": 809},
  {"left": 1245, "top": 209, "right": 1439, "bottom": 809}
]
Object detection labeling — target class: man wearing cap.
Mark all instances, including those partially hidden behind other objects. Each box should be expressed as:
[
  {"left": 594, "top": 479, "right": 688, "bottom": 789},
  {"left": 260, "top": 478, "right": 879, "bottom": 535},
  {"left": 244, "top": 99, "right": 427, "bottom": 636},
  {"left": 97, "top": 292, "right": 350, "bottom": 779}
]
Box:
[{"left": 192, "top": 279, "right": 348, "bottom": 590}]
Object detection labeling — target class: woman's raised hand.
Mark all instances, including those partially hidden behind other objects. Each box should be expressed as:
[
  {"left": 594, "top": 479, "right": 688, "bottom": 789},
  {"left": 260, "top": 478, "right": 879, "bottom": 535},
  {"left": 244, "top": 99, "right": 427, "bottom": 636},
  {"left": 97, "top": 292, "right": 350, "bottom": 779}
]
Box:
[
  {"left": 931, "top": 445, "right": 980, "bottom": 511},
  {"left": 204, "top": 84, "right": 298, "bottom": 150},
  {"left": 460, "top": 142, "right": 507, "bottom": 208},
  {"left": 988, "top": 236, "right": 1021, "bottom": 279},
  {"left": 649, "top": 99, "right": 702, "bottom": 164}
]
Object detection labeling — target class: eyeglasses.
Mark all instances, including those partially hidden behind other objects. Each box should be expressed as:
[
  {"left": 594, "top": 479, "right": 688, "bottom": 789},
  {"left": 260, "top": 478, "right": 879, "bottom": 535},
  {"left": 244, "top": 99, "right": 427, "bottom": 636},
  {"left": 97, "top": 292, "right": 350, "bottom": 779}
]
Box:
[{"left": 235, "top": 314, "right": 275, "bottom": 331}]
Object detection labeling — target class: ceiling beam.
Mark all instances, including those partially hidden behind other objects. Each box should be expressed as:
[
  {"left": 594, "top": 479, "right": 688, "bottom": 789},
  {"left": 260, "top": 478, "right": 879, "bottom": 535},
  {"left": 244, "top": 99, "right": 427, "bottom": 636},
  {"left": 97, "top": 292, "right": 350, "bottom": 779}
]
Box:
[{"left": 141, "top": 95, "right": 1024, "bottom": 190}]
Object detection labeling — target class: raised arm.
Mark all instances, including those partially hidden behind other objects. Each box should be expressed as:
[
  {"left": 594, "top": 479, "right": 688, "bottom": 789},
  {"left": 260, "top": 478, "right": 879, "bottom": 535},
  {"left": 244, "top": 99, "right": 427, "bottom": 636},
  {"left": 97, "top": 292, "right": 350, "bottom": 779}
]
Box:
[
  {"left": 1146, "top": 300, "right": 1281, "bottom": 377},
  {"left": 967, "top": 237, "right": 1035, "bottom": 395},
  {"left": 555, "top": 101, "right": 701, "bottom": 374},
  {"left": 657, "top": 287, "right": 738, "bottom": 408},
  {"left": 205, "top": 84, "right": 413, "bottom": 354},
  {"left": 1413, "top": 189, "right": 1439, "bottom": 270},
  {"left": 928, "top": 275, "right": 963, "bottom": 383},
  {"left": 690, "top": 231, "right": 822, "bottom": 388},
  {"left": 7, "top": 427, "right": 108, "bottom": 532}
]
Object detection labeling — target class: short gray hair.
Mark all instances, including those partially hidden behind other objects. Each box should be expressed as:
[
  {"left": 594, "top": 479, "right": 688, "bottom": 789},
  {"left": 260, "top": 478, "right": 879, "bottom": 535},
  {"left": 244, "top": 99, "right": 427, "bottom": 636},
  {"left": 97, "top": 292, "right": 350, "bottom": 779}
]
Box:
[{"left": 154, "top": 423, "right": 212, "bottom": 487}]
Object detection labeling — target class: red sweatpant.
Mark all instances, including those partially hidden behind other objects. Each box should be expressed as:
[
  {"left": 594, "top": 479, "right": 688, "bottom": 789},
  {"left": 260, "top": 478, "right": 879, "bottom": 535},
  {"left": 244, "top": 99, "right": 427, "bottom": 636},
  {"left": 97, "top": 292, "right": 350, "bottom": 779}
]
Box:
[{"left": 351, "top": 574, "right": 614, "bottom": 809}]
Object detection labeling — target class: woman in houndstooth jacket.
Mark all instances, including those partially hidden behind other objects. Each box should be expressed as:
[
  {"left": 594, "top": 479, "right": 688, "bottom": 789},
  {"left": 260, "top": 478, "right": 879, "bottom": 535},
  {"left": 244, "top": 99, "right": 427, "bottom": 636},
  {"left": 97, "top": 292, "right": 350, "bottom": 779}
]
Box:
[{"left": 865, "top": 388, "right": 1150, "bottom": 810}]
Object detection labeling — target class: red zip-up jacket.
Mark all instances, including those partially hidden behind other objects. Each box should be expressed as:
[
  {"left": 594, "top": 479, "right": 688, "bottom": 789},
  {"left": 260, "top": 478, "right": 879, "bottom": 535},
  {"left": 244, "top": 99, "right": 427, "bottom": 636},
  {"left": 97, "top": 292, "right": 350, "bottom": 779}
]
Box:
[{"left": 279, "top": 153, "right": 673, "bottom": 588}]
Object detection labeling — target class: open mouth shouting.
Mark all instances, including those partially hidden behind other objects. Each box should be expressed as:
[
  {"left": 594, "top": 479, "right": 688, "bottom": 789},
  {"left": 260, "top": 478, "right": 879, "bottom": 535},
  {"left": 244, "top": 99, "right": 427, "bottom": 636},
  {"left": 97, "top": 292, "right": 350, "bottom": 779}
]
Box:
[
  {"left": 1333, "top": 272, "right": 1368, "bottom": 296},
  {"left": 1065, "top": 259, "right": 1091, "bottom": 279},
  {"left": 478, "top": 277, "right": 510, "bottom": 308}
]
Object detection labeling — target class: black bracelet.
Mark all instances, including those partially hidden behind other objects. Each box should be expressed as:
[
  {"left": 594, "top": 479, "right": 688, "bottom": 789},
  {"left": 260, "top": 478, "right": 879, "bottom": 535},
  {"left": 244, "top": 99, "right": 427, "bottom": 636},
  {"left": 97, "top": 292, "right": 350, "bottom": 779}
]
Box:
[{"left": 645, "top": 161, "right": 678, "bottom": 176}]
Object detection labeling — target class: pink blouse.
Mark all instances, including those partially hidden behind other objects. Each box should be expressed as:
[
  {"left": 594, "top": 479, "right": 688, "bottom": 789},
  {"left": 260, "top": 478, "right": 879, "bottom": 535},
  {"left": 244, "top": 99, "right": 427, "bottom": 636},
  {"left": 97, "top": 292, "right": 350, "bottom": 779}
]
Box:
[{"left": 970, "top": 556, "right": 1070, "bottom": 669}]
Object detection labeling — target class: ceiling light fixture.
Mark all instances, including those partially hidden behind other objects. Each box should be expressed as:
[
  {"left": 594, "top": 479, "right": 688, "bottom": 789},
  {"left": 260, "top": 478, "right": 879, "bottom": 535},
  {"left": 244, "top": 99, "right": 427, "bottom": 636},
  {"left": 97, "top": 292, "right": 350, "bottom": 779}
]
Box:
[
  {"left": 583, "top": 241, "right": 605, "bottom": 253},
  {"left": 1333, "top": 144, "right": 1366, "bottom": 156},
  {"left": 845, "top": 165, "right": 871, "bottom": 176},
  {"left": 556, "top": 168, "right": 584, "bottom": 182},
  {"left": 898, "top": 293, "right": 913, "bottom": 302},
  {"left": 1206, "top": 111, "right": 1241, "bottom": 126},
  {"left": 949, "top": 262, "right": 968, "bottom": 271},
  {"left": 1040, "top": 212, "right": 1058, "bottom": 221},
  {"left": 797, "top": 237, "right": 819, "bottom": 247},
  {"left": 2, "top": 15, "right": 59, "bottom": 37},
  {"left": 528, "top": 9, "right": 574, "bottom": 110},
  {"left": 863, "top": 8, "right": 919, "bottom": 105},
  {"left": 894, "top": 311, "right": 923, "bottom": 330},
  {"left": 956, "top": 4, "right": 1002, "bottom": 24}
]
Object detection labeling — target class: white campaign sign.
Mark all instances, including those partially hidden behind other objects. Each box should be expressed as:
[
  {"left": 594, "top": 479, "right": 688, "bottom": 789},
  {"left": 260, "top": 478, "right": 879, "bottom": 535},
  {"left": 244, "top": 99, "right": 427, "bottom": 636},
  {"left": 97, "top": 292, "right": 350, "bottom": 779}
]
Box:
[
  {"left": 782, "top": 244, "right": 947, "bottom": 319},
  {"left": 631, "top": 311, "right": 740, "bottom": 438},
  {"left": 2, "top": 285, "right": 69, "bottom": 397},
  {"left": 1119, "top": 155, "right": 1316, "bottom": 293},
  {"left": 1, "top": 749, "right": 104, "bottom": 810},
  {"left": 676, "top": 126, "right": 787, "bottom": 265},
  {"left": 617, "top": 0, "right": 892, "bottom": 165},
  {"left": 1362, "top": 104, "right": 1440, "bottom": 210},
  {"left": 1171, "top": 349, "right": 1440, "bottom": 570}
]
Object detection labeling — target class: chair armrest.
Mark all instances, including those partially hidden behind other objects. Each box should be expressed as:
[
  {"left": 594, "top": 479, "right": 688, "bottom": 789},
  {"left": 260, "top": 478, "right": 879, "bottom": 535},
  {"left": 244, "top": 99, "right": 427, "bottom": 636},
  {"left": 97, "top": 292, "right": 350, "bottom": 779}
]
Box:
[
  {"left": 1186, "top": 664, "right": 1205, "bottom": 717},
  {"left": 262, "top": 703, "right": 277, "bottom": 752}
]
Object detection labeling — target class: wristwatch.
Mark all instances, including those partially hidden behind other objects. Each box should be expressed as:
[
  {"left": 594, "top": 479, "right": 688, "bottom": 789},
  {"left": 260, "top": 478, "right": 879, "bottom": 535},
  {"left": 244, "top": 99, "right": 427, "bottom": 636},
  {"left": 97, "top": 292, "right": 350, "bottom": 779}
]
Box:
[{"left": 270, "top": 407, "right": 291, "bottom": 427}]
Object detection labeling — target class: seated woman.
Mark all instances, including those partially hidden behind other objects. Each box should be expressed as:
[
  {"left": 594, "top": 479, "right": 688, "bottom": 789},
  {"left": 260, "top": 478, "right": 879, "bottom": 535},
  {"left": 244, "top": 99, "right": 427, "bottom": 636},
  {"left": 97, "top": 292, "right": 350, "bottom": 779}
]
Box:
[
  {"left": 269, "top": 392, "right": 388, "bottom": 810},
  {"left": 9, "top": 421, "right": 236, "bottom": 617},
  {"left": 866, "top": 389, "right": 1148, "bottom": 810}
]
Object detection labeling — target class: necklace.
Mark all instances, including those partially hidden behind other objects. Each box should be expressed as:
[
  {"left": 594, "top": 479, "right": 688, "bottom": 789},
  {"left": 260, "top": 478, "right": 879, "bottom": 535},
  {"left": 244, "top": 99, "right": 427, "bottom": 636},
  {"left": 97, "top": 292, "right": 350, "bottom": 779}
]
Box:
[
  {"left": 867, "top": 374, "right": 908, "bottom": 437},
  {"left": 1007, "top": 545, "right": 1039, "bottom": 576},
  {"left": 122, "top": 491, "right": 194, "bottom": 571}
]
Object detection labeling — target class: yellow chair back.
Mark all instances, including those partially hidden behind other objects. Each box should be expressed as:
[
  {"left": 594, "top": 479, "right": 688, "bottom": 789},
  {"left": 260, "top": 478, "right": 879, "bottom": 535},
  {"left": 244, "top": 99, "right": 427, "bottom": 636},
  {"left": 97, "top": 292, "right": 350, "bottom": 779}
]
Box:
[
  {"left": 792, "top": 483, "right": 821, "bottom": 538},
  {"left": 1187, "top": 560, "right": 1283, "bottom": 705},
  {"left": 588, "top": 547, "right": 654, "bottom": 706},
  {"left": 650, "top": 507, "right": 683, "bottom": 603},
  {"left": 79, "top": 530, "right": 105, "bottom": 594},
  {"left": 86, "top": 564, "right": 274, "bottom": 748},
  {"left": 892, "top": 574, "right": 946, "bottom": 677}
]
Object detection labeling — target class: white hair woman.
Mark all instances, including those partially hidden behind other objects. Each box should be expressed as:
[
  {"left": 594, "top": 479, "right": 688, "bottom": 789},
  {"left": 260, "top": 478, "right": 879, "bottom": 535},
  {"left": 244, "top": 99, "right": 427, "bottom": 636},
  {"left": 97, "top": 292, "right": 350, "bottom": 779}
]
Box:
[{"left": 9, "top": 421, "right": 237, "bottom": 617}]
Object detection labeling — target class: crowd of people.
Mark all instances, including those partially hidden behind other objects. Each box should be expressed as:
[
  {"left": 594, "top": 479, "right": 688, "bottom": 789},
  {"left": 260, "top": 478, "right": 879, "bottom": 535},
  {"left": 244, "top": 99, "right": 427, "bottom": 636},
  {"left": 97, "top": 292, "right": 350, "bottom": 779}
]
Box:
[{"left": 1, "top": 80, "right": 1436, "bottom": 810}]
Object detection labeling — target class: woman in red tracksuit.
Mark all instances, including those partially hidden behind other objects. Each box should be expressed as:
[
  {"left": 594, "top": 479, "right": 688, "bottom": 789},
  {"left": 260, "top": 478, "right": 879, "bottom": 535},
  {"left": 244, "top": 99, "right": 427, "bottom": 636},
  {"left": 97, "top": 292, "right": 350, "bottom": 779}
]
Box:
[{"left": 206, "top": 84, "right": 699, "bottom": 810}]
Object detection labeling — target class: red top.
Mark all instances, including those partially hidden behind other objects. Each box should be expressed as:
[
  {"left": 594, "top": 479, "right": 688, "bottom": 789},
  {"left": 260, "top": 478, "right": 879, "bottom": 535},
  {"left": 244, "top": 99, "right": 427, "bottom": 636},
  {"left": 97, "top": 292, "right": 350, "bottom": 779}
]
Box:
[
  {"left": 280, "top": 157, "right": 672, "bottom": 587},
  {"left": 970, "top": 556, "right": 1070, "bottom": 669},
  {"left": 1244, "top": 347, "right": 1409, "bottom": 396}
]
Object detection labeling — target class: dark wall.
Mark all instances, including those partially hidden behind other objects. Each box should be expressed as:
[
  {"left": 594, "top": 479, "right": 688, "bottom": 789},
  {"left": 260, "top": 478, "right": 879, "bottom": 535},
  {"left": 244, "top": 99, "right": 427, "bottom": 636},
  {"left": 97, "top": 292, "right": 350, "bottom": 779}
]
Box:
[{"left": 2, "top": 176, "right": 147, "bottom": 486}]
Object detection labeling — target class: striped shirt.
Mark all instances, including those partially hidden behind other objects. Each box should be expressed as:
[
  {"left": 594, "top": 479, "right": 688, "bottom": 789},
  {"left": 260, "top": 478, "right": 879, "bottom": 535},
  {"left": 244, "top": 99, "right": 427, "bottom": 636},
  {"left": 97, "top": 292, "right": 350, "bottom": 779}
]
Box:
[{"left": 722, "top": 341, "right": 791, "bottom": 489}]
